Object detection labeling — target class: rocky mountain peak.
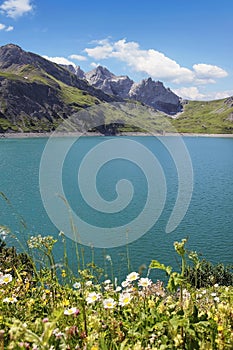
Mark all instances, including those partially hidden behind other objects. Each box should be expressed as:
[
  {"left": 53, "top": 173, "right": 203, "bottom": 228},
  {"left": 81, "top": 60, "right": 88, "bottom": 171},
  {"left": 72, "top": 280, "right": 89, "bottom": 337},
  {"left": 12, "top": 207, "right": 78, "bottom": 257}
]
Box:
[
  {"left": 60, "top": 64, "right": 85, "bottom": 79},
  {"left": 128, "top": 78, "right": 181, "bottom": 114},
  {"left": 0, "top": 43, "right": 27, "bottom": 69},
  {"left": 84, "top": 66, "right": 133, "bottom": 99},
  {"left": 60, "top": 62, "right": 181, "bottom": 113},
  {"left": 85, "top": 65, "right": 115, "bottom": 83}
]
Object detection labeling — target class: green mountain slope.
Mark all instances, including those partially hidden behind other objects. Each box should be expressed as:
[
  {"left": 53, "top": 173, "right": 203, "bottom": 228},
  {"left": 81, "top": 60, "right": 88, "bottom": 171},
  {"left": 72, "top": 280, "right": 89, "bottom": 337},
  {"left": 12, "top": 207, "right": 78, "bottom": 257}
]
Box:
[
  {"left": 0, "top": 44, "right": 232, "bottom": 135},
  {"left": 172, "top": 98, "right": 233, "bottom": 134},
  {"left": 0, "top": 44, "right": 118, "bottom": 133}
]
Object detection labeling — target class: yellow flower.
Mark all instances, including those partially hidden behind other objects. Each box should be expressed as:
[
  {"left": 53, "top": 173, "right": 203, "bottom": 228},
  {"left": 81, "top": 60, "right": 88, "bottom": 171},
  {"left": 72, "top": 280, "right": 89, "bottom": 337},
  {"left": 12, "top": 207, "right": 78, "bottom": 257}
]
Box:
[
  {"left": 148, "top": 299, "right": 155, "bottom": 308},
  {"left": 61, "top": 270, "right": 66, "bottom": 278},
  {"left": 63, "top": 299, "right": 70, "bottom": 306},
  {"left": 157, "top": 302, "right": 165, "bottom": 313},
  {"left": 218, "top": 325, "right": 224, "bottom": 332},
  {"left": 91, "top": 346, "right": 99, "bottom": 350}
]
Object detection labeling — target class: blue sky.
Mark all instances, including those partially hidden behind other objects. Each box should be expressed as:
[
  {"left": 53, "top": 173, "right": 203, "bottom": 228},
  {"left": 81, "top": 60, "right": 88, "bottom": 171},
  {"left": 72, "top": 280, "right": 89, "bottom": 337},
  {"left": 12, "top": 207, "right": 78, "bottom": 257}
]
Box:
[{"left": 0, "top": 0, "right": 232, "bottom": 100}]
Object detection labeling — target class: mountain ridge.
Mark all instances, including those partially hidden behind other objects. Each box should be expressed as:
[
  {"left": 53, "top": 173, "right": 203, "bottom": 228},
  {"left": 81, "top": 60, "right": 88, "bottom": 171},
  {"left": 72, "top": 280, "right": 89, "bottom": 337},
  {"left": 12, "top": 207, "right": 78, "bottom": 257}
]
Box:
[
  {"left": 0, "top": 44, "right": 232, "bottom": 134},
  {"left": 0, "top": 43, "right": 121, "bottom": 133},
  {"left": 63, "top": 64, "right": 182, "bottom": 114}
]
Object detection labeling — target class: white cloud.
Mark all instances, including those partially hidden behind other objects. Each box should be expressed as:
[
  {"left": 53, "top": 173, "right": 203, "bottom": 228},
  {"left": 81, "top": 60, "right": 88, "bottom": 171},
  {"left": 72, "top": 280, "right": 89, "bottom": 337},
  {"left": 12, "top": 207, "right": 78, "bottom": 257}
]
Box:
[
  {"left": 173, "top": 87, "right": 205, "bottom": 100},
  {"left": 5, "top": 25, "right": 13, "bottom": 31},
  {"left": 193, "top": 63, "right": 228, "bottom": 79},
  {"left": 174, "top": 87, "right": 233, "bottom": 101},
  {"left": 43, "top": 55, "right": 76, "bottom": 67},
  {"left": 85, "top": 39, "right": 114, "bottom": 60},
  {"left": 84, "top": 38, "right": 228, "bottom": 85},
  {"left": 90, "top": 62, "right": 100, "bottom": 68},
  {"left": 69, "top": 54, "right": 87, "bottom": 61},
  {"left": 0, "top": 22, "right": 14, "bottom": 31},
  {"left": 194, "top": 78, "right": 216, "bottom": 85},
  {"left": 208, "top": 90, "right": 233, "bottom": 100},
  {"left": 0, "top": 0, "right": 33, "bottom": 18}
]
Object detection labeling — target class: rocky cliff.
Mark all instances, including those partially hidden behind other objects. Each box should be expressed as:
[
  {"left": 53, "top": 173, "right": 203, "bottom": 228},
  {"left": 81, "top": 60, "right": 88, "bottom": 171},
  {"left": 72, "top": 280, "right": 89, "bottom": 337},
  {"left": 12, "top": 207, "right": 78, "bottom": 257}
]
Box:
[
  {"left": 85, "top": 66, "right": 134, "bottom": 99},
  {"left": 129, "top": 78, "right": 182, "bottom": 115},
  {"left": 66, "top": 65, "right": 182, "bottom": 114}
]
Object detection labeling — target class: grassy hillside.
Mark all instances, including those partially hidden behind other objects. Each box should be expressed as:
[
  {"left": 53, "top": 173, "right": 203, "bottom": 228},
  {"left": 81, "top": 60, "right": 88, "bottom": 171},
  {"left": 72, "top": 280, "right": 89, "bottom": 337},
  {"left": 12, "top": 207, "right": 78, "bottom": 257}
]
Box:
[
  {"left": 172, "top": 99, "right": 233, "bottom": 134},
  {"left": 0, "top": 65, "right": 103, "bottom": 133},
  {"left": 0, "top": 63, "right": 233, "bottom": 134}
]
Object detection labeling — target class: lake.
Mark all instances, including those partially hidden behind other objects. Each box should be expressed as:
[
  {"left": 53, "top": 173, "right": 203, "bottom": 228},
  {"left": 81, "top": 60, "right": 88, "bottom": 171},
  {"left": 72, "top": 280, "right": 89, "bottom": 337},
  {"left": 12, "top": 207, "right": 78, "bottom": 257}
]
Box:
[{"left": 0, "top": 135, "right": 232, "bottom": 281}]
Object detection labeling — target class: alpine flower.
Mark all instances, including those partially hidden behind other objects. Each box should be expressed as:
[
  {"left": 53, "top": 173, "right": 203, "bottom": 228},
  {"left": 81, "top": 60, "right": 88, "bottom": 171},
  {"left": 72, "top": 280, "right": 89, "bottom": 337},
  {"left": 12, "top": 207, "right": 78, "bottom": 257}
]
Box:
[
  {"left": 126, "top": 272, "right": 140, "bottom": 282},
  {"left": 3, "top": 297, "right": 17, "bottom": 303},
  {"left": 86, "top": 292, "right": 101, "bottom": 304},
  {"left": 119, "top": 292, "right": 132, "bottom": 306},
  {"left": 138, "top": 277, "right": 152, "bottom": 288},
  {"left": 64, "top": 307, "right": 79, "bottom": 316},
  {"left": 0, "top": 273, "right": 12, "bottom": 284},
  {"left": 103, "top": 298, "right": 116, "bottom": 309}
]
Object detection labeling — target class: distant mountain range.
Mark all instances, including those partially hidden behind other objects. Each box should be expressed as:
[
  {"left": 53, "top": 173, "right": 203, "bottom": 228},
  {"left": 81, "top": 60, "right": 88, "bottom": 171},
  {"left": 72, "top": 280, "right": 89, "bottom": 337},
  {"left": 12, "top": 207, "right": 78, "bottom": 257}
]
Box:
[
  {"left": 62, "top": 64, "right": 182, "bottom": 115},
  {"left": 0, "top": 44, "right": 232, "bottom": 134}
]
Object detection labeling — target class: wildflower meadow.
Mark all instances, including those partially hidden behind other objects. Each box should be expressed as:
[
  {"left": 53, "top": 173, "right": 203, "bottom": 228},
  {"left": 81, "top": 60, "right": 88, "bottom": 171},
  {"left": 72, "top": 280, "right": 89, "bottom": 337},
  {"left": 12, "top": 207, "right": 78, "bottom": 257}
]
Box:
[{"left": 0, "top": 227, "right": 232, "bottom": 349}]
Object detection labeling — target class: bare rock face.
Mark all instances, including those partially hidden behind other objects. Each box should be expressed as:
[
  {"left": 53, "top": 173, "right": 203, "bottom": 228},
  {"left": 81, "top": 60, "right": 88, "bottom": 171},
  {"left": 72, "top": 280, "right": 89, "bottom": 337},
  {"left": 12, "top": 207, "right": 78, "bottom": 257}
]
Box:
[
  {"left": 60, "top": 64, "right": 85, "bottom": 79},
  {"left": 129, "top": 78, "right": 182, "bottom": 115},
  {"left": 85, "top": 66, "right": 134, "bottom": 99},
  {"left": 84, "top": 66, "right": 182, "bottom": 114}
]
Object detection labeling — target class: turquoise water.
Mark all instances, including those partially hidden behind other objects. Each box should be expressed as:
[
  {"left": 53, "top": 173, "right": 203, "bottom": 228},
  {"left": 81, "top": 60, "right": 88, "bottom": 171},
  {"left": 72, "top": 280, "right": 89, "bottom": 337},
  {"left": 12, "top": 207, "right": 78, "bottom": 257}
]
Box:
[{"left": 0, "top": 136, "right": 232, "bottom": 280}]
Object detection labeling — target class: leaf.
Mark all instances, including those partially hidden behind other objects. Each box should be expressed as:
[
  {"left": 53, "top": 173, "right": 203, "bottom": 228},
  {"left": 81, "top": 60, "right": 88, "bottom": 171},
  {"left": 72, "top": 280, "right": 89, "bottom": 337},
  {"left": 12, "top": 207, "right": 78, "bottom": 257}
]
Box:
[
  {"left": 149, "top": 260, "right": 172, "bottom": 275},
  {"left": 167, "top": 272, "right": 184, "bottom": 292}
]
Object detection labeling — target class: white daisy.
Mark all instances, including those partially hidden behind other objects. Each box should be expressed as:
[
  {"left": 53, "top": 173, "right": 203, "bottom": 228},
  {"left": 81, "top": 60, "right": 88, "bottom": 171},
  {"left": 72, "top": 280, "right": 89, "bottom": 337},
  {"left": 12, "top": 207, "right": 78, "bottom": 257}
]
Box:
[
  {"left": 85, "top": 280, "right": 93, "bottom": 287},
  {"left": 104, "top": 279, "right": 111, "bottom": 284},
  {"left": 119, "top": 292, "right": 132, "bottom": 306},
  {"left": 3, "top": 296, "right": 17, "bottom": 303},
  {"left": 138, "top": 277, "right": 152, "bottom": 288},
  {"left": 121, "top": 280, "right": 130, "bottom": 288},
  {"left": 86, "top": 292, "right": 101, "bottom": 304},
  {"left": 73, "top": 282, "right": 81, "bottom": 289},
  {"left": 103, "top": 298, "right": 116, "bottom": 309},
  {"left": 0, "top": 273, "right": 12, "bottom": 285},
  {"left": 126, "top": 272, "right": 140, "bottom": 282},
  {"left": 64, "top": 307, "right": 79, "bottom": 315}
]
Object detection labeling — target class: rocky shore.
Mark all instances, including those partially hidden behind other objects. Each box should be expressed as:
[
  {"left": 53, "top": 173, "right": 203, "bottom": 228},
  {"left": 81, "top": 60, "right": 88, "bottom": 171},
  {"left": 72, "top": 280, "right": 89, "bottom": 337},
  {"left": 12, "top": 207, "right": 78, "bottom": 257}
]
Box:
[{"left": 1, "top": 131, "right": 233, "bottom": 139}]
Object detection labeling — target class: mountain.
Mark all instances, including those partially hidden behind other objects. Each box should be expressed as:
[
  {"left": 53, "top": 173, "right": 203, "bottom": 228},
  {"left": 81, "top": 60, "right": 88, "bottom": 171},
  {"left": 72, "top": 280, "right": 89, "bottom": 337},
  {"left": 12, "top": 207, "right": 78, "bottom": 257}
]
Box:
[
  {"left": 85, "top": 66, "right": 134, "bottom": 99},
  {"left": 66, "top": 65, "right": 182, "bottom": 114},
  {"left": 129, "top": 78, "right": 182, "bottom": 114},
  {"left": 60, "top": 64, "right": 85, "bottom": 79},
  {"left": 0, "top": 44, "right": 119, "bottom": 133},
  {"left": 0, "top": 44, "right": 232, "bottom": 135}
]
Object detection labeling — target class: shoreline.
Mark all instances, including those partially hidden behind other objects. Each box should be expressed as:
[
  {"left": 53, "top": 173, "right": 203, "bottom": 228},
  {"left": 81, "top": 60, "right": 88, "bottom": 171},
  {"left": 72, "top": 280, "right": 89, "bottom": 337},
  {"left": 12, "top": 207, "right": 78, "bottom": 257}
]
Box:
[{"left": 1, "top": 131, "right": 233, "bottom": 139}]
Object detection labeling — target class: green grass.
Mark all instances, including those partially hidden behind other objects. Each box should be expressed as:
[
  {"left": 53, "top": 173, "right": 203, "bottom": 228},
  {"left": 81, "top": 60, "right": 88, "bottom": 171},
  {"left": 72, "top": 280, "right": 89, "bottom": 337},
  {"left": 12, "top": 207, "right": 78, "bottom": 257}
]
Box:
[
  {"left": 59, "top": 83, "right": 100, "bottom": 108},
  {"left": 172, "top": 99, "right": 233, "bottom": 134},
  {"left": 0, "top": 230, "right": 232, "bottom": 349}
]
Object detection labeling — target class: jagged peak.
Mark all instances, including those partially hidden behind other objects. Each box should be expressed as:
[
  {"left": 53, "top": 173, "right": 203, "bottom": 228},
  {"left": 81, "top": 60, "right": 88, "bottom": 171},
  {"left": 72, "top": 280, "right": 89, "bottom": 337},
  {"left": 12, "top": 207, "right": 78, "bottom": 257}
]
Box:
[
  {"left": 86, "top": 65, "right": 115, "bottom": 79},
  {"left": 139, "top": 77, "right": 164, "bottom": 87},
  {"left": 1, "top": 43, "right": 22, "bottom": 50}
]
